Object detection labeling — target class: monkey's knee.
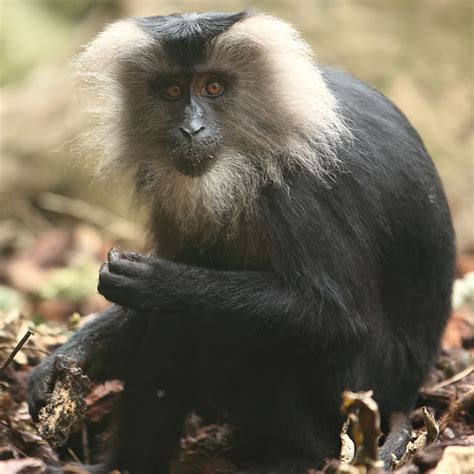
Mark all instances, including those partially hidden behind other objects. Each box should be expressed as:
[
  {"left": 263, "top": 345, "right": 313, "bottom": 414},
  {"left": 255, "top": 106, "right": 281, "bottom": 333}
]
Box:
[{"left": 111, "top": 383, "right": 189, "bottom": 473}]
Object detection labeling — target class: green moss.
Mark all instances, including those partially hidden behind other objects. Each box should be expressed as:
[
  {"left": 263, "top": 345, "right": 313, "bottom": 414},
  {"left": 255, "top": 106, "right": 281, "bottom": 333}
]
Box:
[{"left": 37, "top": 262, "right": 98, "bottom": 302}]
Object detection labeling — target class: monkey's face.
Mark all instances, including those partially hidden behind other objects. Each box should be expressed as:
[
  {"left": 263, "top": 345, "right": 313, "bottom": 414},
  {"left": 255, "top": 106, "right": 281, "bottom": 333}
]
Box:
[
  {"left": 79, "top": 12, "right": 346, "bottom": 183},
  {"left": 147, "top": 72, "right": 227, "bottom": 177},
  {"left": 111, "top": 13, "right": 316, "bottom": 181},
  {"left": 77, "top": 12, "right": 349, "bottom": 234},
  {"left": 123, "top": 55, "right": 287, "bottom": 181}
]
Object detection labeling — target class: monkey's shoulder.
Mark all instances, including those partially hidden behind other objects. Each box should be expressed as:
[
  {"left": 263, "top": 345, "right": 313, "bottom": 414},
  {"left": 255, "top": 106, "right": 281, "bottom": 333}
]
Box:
[
  {"left": 321, "top": 66, "right": 407, "bottom": 124},
  {"left": 321, "top": 66, "right": 426, "bottom": 159}
]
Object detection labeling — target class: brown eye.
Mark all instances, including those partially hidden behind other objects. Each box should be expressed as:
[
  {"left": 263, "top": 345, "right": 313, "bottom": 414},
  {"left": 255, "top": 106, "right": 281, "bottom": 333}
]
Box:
[
  {"left": 204, "top": 80, "right": 224, "bottom": 97},
  {"left": 163, "top": 84, "right": 183, "bottom": 99}
]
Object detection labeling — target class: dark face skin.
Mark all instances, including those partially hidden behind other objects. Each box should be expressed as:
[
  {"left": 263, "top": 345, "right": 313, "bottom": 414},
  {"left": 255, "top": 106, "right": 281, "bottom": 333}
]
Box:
[{"left": 150, "top": 72, "right": 228, "bottom": 176}]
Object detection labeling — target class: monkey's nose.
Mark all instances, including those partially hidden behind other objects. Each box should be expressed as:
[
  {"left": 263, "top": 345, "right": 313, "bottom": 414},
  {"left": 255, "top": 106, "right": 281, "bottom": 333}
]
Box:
[{"left": 180, "top": 124, "right": 205, "bottom": 140}]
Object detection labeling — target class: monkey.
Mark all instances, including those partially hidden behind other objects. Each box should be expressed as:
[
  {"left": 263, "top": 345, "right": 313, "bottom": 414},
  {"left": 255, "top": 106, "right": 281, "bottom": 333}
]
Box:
[{"left": 28, "top": 10, "right": 455, "bottom": 474}]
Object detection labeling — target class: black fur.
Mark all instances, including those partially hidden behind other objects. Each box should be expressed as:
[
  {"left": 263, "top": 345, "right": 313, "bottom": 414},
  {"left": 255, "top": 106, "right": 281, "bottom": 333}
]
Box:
[
  {"left": 138, "top": 11, "right": 249, "bottom": 70},
  {"left": 28, "top": 13, "right": 455, "bottom": 474}
]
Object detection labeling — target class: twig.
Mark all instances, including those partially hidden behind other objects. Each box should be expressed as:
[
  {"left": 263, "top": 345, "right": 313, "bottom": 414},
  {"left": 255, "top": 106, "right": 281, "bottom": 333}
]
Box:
[
  {"left": 0, "top": 423, "right": 31, "bottom": 458},
  {"left": 429, "top": 365, "right": 474, "bottom": 391},
  {"left": 67, "top": 448, "right": 81, "bottom": 463},
  {"left": 0, "top": 330, "right": 34, "bottom": 372},
  {"left": 439, "top": 388, "right": 474, "bottom": 432},
  {"left": 81, "top": 421, "right": 90, "bottom": 465},
  {"left": 0, "top": 344, "right": 49, "bottom": 356}
]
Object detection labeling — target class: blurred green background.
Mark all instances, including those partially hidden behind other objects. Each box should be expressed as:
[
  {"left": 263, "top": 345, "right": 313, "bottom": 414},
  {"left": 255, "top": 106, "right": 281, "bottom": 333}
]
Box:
[{"left": 1, "top": 0, "right": 473, "bottom": 253}]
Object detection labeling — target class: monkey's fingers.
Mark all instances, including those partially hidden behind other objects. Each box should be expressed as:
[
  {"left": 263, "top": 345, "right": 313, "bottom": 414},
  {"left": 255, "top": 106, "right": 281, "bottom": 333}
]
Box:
[
  {"left": 28, "top": 383, "right": 52, "bottom": 423},
  {"left": 121, "top": 251, "right": 145, "bottom": 261},
  {"left": 107, "top": 247, "right": 121, "bottom": 262},
  {"left": 27, "top": 360, "right": 56, "bottom": 422},
  {"left": 106, "top": 255, "right": 152, "bottom": 276},
  {"left": 98, "top": 264, "right": 147, "bottom": 308}
]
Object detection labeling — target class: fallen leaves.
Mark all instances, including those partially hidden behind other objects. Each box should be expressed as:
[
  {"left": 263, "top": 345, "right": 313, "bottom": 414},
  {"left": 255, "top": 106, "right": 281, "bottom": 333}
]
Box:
[
  {"left": 433, "top": 445, "right": 474, "bottom": 473},
  {"left": 0, "top": 226, "right": 473, "bottom": 472},
  {"left": 341, "top": 390, "right": 382, "bottom": 470}
]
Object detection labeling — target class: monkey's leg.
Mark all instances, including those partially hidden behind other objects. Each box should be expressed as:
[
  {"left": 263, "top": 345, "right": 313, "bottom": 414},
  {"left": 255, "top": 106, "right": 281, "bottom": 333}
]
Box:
[
  {"left": 240, "top": 422, "right": 340, "bottom": 474},
  {"left": 233, "top": 375, "right": 341, "bottom": 474},
  {"left": 107, "top": 312, "right": 194, "bottom": 474},
  {"left": 107, "top": 380, "right": 189, "bottom": 474}
]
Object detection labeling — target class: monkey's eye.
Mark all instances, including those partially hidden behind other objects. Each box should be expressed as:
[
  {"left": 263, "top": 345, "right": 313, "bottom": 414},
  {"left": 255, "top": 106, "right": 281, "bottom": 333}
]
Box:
[
  {"left": 203, "top": 80, "right": 224, "bottom": 97},
  {"left": 163, "top": 84, "right": 183, "bottom": 100}
]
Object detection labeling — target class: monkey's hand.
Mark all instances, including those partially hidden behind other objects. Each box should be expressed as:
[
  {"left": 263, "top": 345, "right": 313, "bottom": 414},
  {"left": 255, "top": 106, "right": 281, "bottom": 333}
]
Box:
[
  {"left": 97, "top": 248, "right": 165, "bottom": 311},
  {"left": 28, "top": 344, "right": 85, "bottom": 423},
  {"left": 28, "top": 304, "right": 145, "bottom": 423}
]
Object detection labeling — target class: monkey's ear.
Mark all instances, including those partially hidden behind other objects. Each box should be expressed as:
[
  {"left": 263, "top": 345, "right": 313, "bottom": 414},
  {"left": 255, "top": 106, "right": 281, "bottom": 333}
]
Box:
[{"left": 74, "top": 19, "right": 154, "bottom": 78}]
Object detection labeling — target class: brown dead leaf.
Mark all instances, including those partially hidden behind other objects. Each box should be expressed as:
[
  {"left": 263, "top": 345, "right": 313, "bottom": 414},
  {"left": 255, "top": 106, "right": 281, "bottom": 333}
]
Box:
[
  {"left": 432, "top": 445, "right": 474, "bottom": 473},
  {"left": 85, "top": 380, "right": 123, "bottom": 423}
]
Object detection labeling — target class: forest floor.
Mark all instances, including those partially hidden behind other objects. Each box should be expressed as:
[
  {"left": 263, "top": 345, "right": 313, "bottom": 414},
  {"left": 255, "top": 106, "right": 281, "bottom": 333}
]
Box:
[{"left": 0, "top": 224, "right": 473, "bottom": 473}]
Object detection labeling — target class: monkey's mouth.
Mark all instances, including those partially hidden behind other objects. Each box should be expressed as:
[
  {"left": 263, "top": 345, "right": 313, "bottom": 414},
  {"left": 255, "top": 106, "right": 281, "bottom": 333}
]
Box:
[
  {"left": 175, "top": 158, "right": 213, "bottom": 176},
  {"left": 169, "top": 148, "right": 217, "bottom": 177}
]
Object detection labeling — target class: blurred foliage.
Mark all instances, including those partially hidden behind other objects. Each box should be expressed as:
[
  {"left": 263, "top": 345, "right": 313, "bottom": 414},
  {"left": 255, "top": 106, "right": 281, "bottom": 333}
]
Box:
[
  {"left": 1, "top": 1, "right": 70, "bottom": 84},
  {"left": 0, "top": 0, "right": 117, "bottom": 84},
  {"left": 36, "top": 261, "right": 98, "bottom": 303},
  {"left": 42, "top": 0, "right": 112, "bottom": 20},
  {"left": 0, "top": 0, "right": 472, "bottom": 250},
  {"left": 0, "top": 285, "right": 23, "bottom": 312}
]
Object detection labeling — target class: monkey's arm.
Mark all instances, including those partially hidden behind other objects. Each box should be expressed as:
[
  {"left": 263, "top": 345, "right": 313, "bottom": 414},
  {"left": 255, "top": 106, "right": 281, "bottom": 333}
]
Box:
[
  {"left": 98, "top": 249, "right": 370, "bottom": 347},
  {"left": 28, "top": 305, "right": 147, "bottom": 421}
]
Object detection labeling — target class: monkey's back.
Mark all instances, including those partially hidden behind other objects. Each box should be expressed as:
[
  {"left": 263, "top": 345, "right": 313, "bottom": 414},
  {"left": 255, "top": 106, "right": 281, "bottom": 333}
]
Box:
[
  {"left": 191, "top": 67, "right": 455, "bottom": 406},
  {"left": 309, "top": 66, "right": 456, "bottom": 411}
]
